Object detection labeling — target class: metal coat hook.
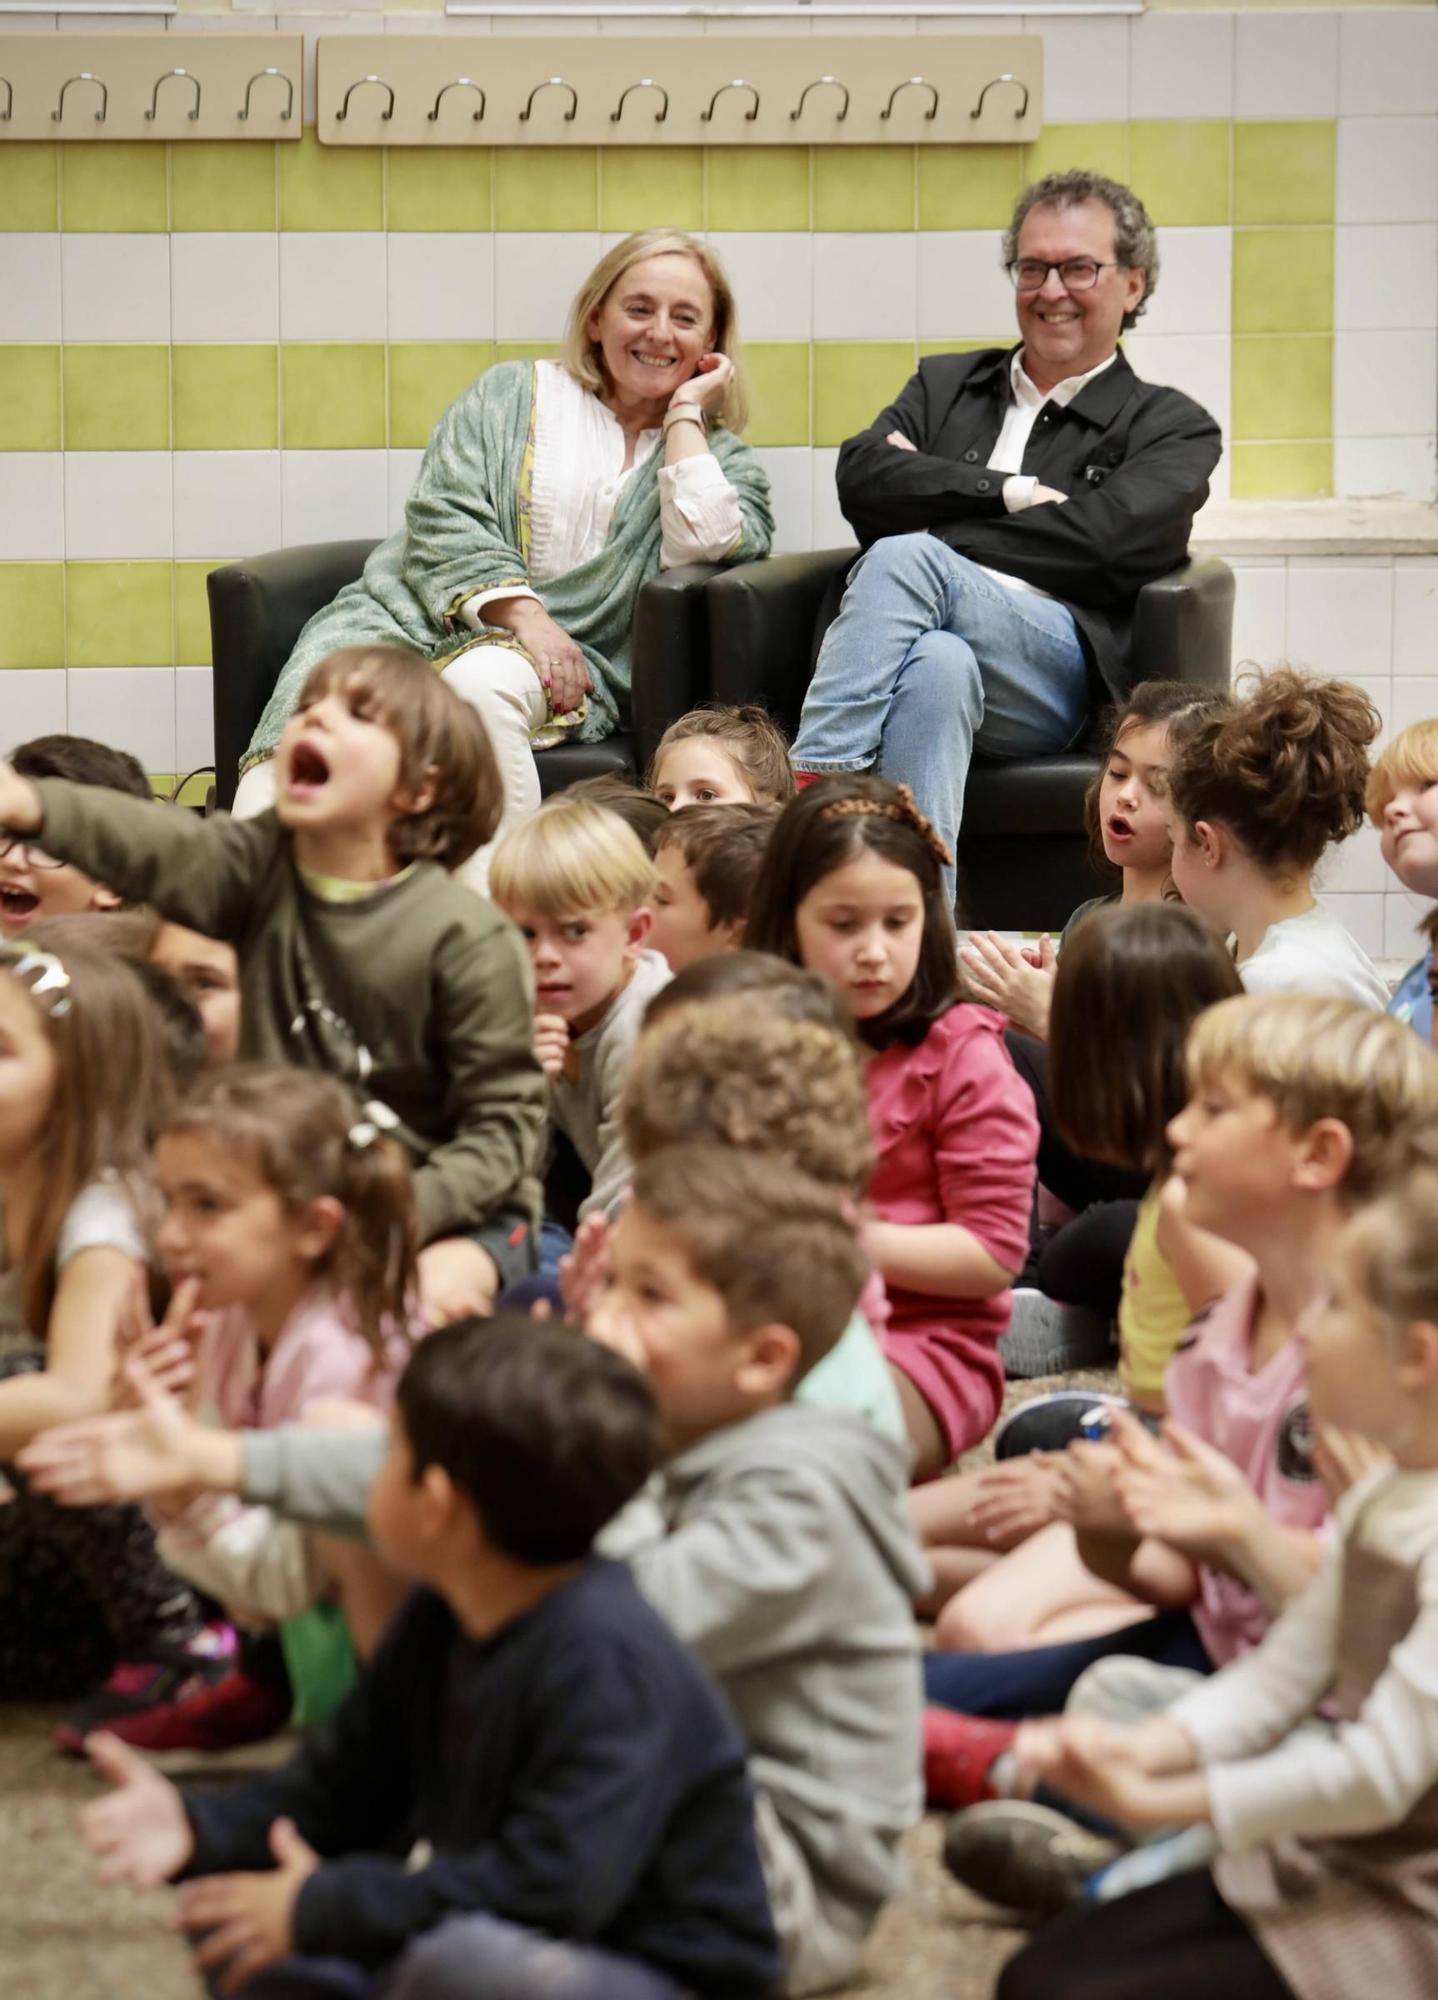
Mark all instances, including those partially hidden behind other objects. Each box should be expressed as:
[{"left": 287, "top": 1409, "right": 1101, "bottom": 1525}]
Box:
[
  {"left": 337, "top": 75, "right": 395, "bottom": 123},
  {"left": 791, "top": 76, "right": 849, "bottom": 121},
  {"left": 701, "top": 80, "right": 760, "bottom": 123},
  {"left": 611, "top": 79, "right": 668, "bottom": 124},
  {"left": 429, "top": 78, "right": 486, "bottom": 123},
  {"left": 971, "top": 73, "right": 1029, "bottom": 120},
  {"left": 240, "top": 69, "right": 294, "bottom": 123},
  {"left": 880, "top": 76, "right": 939, "bottom": 122},
  {"left": 0, "top": 77, "right": 12, "bottom": 123},
  {"left": 52, "top": 74, "right": 107, "bottom": 124},
  {"left": 520, "top": 77, "right": 578, "bottom": 122},
  {"left": 145, "top": 69, "right": 201, "bottom": 123}
]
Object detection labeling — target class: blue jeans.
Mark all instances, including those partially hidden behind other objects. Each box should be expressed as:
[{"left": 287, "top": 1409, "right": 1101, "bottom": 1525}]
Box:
[
  {"left": 215, "top": 1914, "right": 692, "bottom": 2000},
  {"left": 923, "top": 1608, "right": 1213, "bottom": 1721},
  {"left": 791, "top": 534, "right": 1090, "bottom": 904}
]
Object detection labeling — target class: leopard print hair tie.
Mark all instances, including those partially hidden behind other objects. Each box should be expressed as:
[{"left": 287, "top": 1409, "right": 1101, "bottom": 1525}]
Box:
[{"left": 817, "top": 782, "right": 954, "bottom": 870}]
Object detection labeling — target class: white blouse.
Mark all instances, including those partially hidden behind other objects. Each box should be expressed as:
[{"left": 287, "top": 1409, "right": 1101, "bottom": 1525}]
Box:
[{"left": 460, "top": 362, "right": 743, "bottom": 630}]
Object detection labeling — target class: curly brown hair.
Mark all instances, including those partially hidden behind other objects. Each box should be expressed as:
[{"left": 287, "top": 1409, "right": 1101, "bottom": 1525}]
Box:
[{"left": 1167, "top": 667, "right": 1379, "bottom": 875}]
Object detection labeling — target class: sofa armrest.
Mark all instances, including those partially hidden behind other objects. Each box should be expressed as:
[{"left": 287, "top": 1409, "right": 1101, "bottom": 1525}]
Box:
[
  {"left": 630, "top": 563, "right": 723, "bottom": 777},
  {"left": 1131, "top": 557, "right": 1234, "bottom": 692},
  {"left": 705, "top": 549, "right": 855, "bottom": 735},
  {"left": 208, "top": 540, "right": 378, "bottom": 806}
]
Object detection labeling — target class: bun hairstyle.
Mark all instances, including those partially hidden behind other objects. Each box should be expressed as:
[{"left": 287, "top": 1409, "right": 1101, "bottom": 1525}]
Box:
[
  {"left": 1083, "top": 681, "right": 1233, "bottom": 876},
  {"left": 1167, "top": 666, "right": 1379, "bottom": 875}
]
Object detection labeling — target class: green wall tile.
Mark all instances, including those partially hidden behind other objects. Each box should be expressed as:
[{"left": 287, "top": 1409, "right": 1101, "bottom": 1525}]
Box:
[
  {"left": 279, "top": 131, "right": 383, "bottom": 232},
  {"left": 172, "top": 143, "right": 278, "bottom": 232},
  {"left": 1023, "top": 123, "right": 1129, "bottom": 187},
  {"left": 707, "top": 148, "right": 809, "bottom": 231},
  {"left": 1231, "top": 335, "right": 1332, "bottom": 440},
  {"left": 1129, "top": 121, "right": 1230, "bottom": 227},
  {"left": 0, "top": 144, "right": 59, "bottom": 231},
  {"left": 0, "top": 568, "right": 65, "bottom": 669},
  {"left": 281, "top": 345, "right": 386, "bottom": 449},
  {"left": 1233, "top": 121, "right": 1335, "bottom": 226},
  {"left": 173, "top": 346, "right": 279, "bottom": 451},
  {"left": 494, "top": 342, "right": 561, "bottom": 366},
  {"left": 389, "top": 343, "right": 493, "bottom": 447},
  {"left": 64, "top": 346, "right": 170, "bottom": 451},
  {"left": 918, "top": 146, "right": 1023, "bottom": 231},
  {"left": 813, "top": 147, "right": 914, "bottom": 233},
  {"left": 1232, "top": 228, "right": 1334, "bottom": 335},
  {"left": 175, "top": 562, "right": 218, "bottom": 666},
  {"left": 60, "top": 144, "right": 168, "bottom": 232},
  {"left": 66, "top": 563, "right": 172, "bottom": 667},
  {"left": 0, "top": 348, "right": 61, "bottom": 452},
  {"left": 601, "top": 148, "right": 703, "bottom": 233},
  {"left": 744, "top": 343, "right": 810, "bottom": 446},
  {"left": 387, "top": 150, "right": 492, "bottom": 232},
  {"left": 494, "top": 148, "right": 598, "bottom": 231},
  {"left": 1230, "top": 441, "right": 1333, "bottom": 500},
  {"left": 814, "top": 341, "right": 914, "bottom": 448}
]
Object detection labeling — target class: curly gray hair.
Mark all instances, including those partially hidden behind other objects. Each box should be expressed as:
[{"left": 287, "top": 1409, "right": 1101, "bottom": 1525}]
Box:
[{"left": 1003, "top": 171, "right": 1159, "bottom": 330}]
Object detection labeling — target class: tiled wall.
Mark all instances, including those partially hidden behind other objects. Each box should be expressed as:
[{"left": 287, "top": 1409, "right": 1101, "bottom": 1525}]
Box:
[{"left": 0, "top": 5, "right": 1435, "bottom": 791}]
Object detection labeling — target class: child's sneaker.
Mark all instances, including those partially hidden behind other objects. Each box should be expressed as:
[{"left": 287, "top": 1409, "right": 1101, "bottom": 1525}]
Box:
[
  {"left": 90, "top": 1667, "right": 292, "bottom": 1772},
  {"left": 997, "top": 1292, "right": 1115, "bottom": 1380},
  {"left": 923, "top": 1708, "right": 1016, "bottom": 1810},
  {"left": 941, "top": 1800, "right": 1124, "bottom": 1916},
  {"left": 993, "top": 1390, "right": 1127, "bottom": 1461},
  {"left": 51, "top": 1622, "right": 240, "bottom": 1756}
]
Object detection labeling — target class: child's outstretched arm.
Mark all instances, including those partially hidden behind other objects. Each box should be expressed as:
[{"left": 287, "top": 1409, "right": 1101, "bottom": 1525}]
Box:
[{"left": 0, "top": 1245, "right": 140, "bottom": 1460}]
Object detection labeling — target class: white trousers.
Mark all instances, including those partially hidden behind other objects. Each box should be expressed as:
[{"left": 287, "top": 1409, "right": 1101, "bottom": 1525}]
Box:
[{"left": 232, "top": 645, "right": 548, "bottom": 896}]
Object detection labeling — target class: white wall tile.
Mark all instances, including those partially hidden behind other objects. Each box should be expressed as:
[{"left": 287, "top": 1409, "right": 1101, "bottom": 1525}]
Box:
[
  {"left": 1338, "top": 117, "right": 1438, "bottom": 225},
  {"left": 1135, "top": 228, "right": 1231, "bottom": 339},
  {"left": 813, "top": 234, "right": 916, "bottom": 340},
  {"left": 1322, "top": 891, "right": 1385, "bottom": 958},
  {"left": 1129, "top": 11, "right": 1234, "bottom": 119},
  {"left": 1339, "top": 8, "right": 1438, "bottom": 118},
  {"left": 0, "top": 235, "right": 61, "bottom": 342},
  {"left": 1394, "top": 561, "right": 1438, "bottom": 676},
  {"left": 1334, "top": 224, "right": 1438, "bottom": 332},
  {"left": 1229, "top": 563, "right": 1287, "bottom": 671},
  {"left": 175, "top": 666, "right": 215, "bottom": 766},
  {"left": 494, "top": 233, "right": 601, "bottom": 341},
  {"left": 64, "top": 451, "right": 172, "bottom": 559},
  {"left": 279, "top": 233, "right": 387, "bottom": 342},
  {"left": 1234, "top": 12, "right": 1339, "bottom": 120},
  {"left": 705, "top": 234, "right": 812, "bottom": 341},
  {"left": 280, "top": 450, "right": 388, "bottom": 544},
  {"left": 1285, "top": 560, "right": 1394, "bottom": 679},
  {"left": 1335, "top": 436, "right": 1437, "bottom": 501},
  {"left": 66, "top": 668, "right": 175, "bottom": 771},
  {"left": 1388, "top": 674, "right": 1438, "bottom": 735},
  {"left": 171, "top": 235, "right": 279, "bottom": 343},
  {"left": 61, "top": 235, "right": 170, "bottom": 342},
  {"left": 387, "top": 448, "right": 424, "bottom": 535},
  {"left": 1120, "top": 333, "right": 1230, "bottom": 439},
  {"left": 1032, "top": 15, "right": 1128, "bottom": 125},
  {"left": 0, "top": 671, "right": 68, "bottom": 750},
  {"left": 755, "top": 446, "right": 812, "bottom": 555},
  {"left": 1334, "top": 331, "right": 1438, "bottom": 438},
  {"left": 917, "top": 231, "right": 1014, "bottom": 340},
  {"left": 1323, "top": 821, "right": 1388, "bottom": 894},
  {"left": 811, "top": 447, "right": 857, "bottom": 553},
  {"left": 0, "top": 454, "right": 64, "bottom": 561},
  {"left": 1386, "top": 889, "right": 1431, "bottom": 959},
  {"left": 173, "top": 451, "right": 282, "bottom": 559},
  {"left": 386, "top": 233, "right": 494, "bottom": 343}
]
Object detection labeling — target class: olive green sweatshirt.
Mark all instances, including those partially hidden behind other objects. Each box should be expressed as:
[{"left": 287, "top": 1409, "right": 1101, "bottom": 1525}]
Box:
[{"left": 33, "top": 780, "right": 546, "bottom": 1243}]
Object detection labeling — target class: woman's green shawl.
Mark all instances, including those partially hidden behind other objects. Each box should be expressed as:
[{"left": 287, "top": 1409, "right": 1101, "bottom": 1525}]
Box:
[{"left": 244, "top": 361, "right": 774, "bottom": 770}]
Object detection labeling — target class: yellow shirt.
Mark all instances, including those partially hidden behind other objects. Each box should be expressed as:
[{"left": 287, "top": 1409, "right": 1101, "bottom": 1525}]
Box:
[{"left": 1117, "top": 1183, "right": 1192, "bottom": 1409}]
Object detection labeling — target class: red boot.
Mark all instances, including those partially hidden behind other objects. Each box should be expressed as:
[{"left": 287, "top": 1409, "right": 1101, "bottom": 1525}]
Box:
[{"left": 923, "top": 1707, "right": 1017, "bottom": 1810}]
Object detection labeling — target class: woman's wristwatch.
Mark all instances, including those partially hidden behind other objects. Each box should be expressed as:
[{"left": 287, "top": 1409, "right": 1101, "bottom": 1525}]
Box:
[{"left": 663, "top": 402, "right": 708, "bottom": 435}]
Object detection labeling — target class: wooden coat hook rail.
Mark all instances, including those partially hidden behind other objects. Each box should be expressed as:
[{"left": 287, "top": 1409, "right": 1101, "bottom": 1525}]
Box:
[
  {"left": 316, "top": 34, "right": 1042, "bottom": 146},
  {"left": 0, "top": 34, "right": 302, "bottom": 140}
]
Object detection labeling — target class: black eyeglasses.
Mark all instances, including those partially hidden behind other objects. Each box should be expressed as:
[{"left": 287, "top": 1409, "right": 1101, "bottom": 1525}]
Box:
[
  {"left": 1007, "top": 258, "right": 1120, "bottom": 294},
  {"left": 0, "top": 835, "right": 66, "bottom": 870}
]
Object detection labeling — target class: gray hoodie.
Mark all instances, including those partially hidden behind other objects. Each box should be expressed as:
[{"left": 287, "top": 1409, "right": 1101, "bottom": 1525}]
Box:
[{"left": 244, "top": 1402, "right": 928, "bottom": 1996}]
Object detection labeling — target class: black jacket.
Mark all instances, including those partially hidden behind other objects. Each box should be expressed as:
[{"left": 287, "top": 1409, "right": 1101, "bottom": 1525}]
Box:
[{"left": 835, "top": 346, "right": 1222, "bottom": 702}]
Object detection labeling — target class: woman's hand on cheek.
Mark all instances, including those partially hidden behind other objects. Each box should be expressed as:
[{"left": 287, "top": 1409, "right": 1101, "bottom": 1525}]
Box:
[{"left": 668, "top": 352, "right": 734, "bottom": 418}]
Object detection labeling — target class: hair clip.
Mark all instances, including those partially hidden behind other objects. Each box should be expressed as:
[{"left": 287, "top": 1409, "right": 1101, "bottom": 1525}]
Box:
[
  {"left": 0, "top": 945, "right": 73, "bottom": 1018},
  {"left": 347, "top": 1099, "right": 400, "bottom": 1151}
]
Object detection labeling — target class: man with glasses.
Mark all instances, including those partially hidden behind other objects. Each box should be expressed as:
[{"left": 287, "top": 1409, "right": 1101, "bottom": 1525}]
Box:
[{"left": 791, "top": 170, "right": 1222, "bottom": 901}]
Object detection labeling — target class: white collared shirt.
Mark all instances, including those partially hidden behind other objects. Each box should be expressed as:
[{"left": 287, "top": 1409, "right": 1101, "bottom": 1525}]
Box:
[{"left": 976, "top": 347, "right": 1118, "bottom": 599}]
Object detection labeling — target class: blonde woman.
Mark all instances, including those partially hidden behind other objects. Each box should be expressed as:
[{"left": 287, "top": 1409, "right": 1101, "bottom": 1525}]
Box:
[{"left": 234, "top": 230, "right": 773, "bottom": 884}]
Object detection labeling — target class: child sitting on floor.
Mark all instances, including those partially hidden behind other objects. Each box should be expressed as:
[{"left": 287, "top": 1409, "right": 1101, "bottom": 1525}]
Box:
[
  {"left": 1367, "top": 715, "right": 1438, "bottom": 1042},
  {"left": 648, "top": 703, "right": 796, "bottom": 810},
  {"left": 649, "top": 802, "right": 779, "bottom": 972},
  {"left": 0, "top": 734, "right": 153, "bottom": 939},
  {"left": 0, "top": 647, "right": 549, "bottom": 1323},
  {"left": 79, "top": 1313, "right": 781, "bottom": 2000}
]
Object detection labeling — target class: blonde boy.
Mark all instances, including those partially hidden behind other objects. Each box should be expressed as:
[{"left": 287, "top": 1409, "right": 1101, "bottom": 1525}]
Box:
[
  {"left": 489, "top": 797, "right": 670, "bottom": 1219},
  {"left": 1367, "top": 717, "right": 1438, "bottom": 1041}
]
